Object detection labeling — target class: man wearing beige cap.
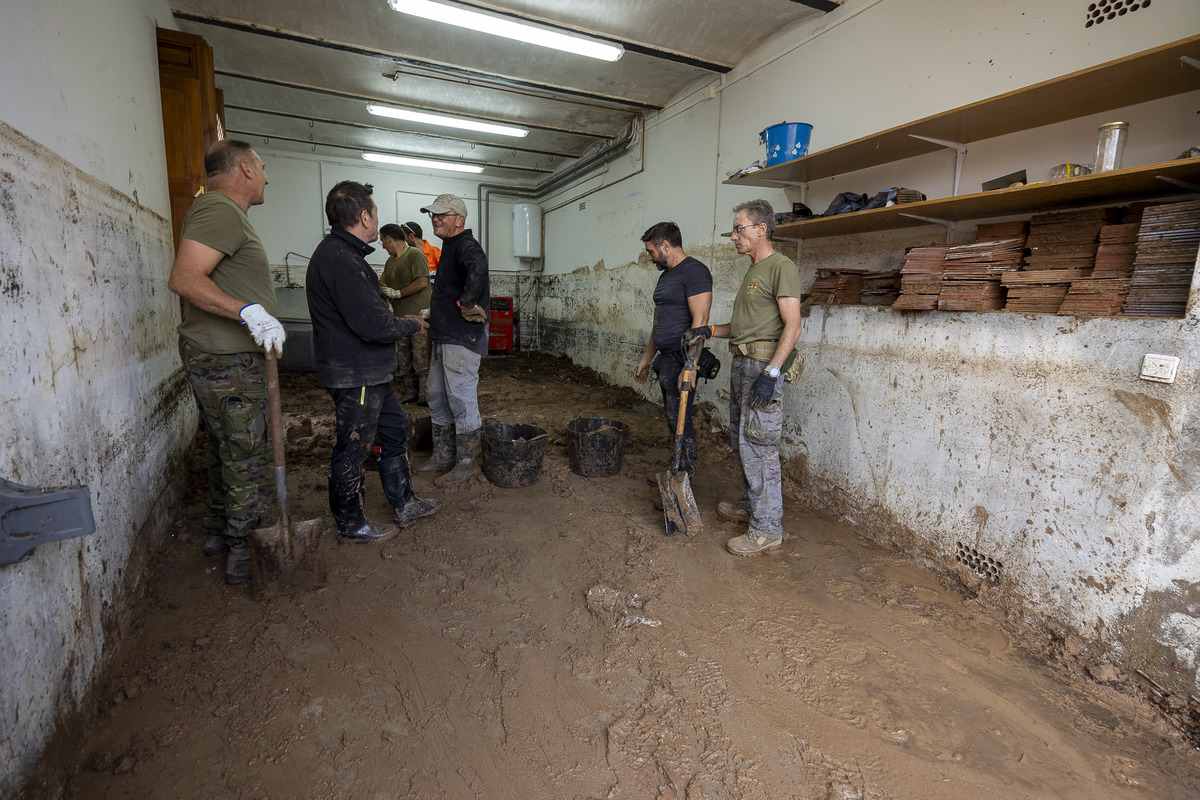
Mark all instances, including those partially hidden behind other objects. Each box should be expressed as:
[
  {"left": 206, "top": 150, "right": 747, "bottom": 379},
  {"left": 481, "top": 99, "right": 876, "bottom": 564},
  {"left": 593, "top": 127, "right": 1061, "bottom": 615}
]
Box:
[{"left": 419, "top": 193, "right": 490, "bottom": 484}]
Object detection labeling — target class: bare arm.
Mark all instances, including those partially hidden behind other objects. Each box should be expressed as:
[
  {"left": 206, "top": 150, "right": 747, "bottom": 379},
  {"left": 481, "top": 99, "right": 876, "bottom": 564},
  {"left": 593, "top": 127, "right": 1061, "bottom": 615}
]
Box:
[
  {"left": 166, "top": 239, "right": 246, "bottom": 319},
  {"left": 766, "top": 296, "right": 802, "bottom": 371},
  {"left": 634, "top": 338, "right": 655, "bottom": 384}
]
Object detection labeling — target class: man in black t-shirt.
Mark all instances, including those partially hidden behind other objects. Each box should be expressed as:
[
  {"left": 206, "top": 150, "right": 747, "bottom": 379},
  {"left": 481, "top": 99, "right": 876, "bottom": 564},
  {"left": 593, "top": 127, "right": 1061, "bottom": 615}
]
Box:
[{"left": 633, "top": 222, "right": 713, "bottom": 476}]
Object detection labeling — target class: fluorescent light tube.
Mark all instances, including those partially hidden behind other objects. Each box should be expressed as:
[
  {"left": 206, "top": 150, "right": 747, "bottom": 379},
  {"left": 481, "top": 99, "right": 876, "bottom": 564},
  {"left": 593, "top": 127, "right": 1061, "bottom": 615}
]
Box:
[
  {"left": 366, "top": 103, "right": 528, "bottom": 138},
  {"left": 387, "top": 0, "right": 623, "bottom": 62},
  {"left": 362, "top": 152, "right": 485, "bottom": 173}
]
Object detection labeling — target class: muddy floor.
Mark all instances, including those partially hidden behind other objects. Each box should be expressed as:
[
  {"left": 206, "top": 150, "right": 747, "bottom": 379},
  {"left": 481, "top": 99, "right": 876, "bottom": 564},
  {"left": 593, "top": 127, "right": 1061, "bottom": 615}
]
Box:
[{"left": 30, "top": 353, "right": 1200, "bottom": 799}]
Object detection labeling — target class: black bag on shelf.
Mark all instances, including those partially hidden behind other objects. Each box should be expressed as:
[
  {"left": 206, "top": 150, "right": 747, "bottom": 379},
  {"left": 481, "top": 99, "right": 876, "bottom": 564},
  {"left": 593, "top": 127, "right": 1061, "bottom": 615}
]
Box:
[{"left": 823, "top": 192, "right": 870, "bottom": 216}]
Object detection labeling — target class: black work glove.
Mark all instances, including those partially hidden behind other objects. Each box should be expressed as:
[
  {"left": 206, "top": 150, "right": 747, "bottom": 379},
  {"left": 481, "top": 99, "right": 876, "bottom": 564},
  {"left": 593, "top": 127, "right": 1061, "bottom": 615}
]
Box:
[
  {"left": 748, "top": 372, "right": 776, "bottom": 409},
  {"left": 684, "top": 325, "right": 713, "bottom": 348}
]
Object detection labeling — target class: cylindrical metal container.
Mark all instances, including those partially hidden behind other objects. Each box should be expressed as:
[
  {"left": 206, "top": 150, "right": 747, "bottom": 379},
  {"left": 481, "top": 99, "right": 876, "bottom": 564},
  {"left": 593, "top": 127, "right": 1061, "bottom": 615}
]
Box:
[{"left": 1093, "top": 122, "right": 1128, "bottom": 173}]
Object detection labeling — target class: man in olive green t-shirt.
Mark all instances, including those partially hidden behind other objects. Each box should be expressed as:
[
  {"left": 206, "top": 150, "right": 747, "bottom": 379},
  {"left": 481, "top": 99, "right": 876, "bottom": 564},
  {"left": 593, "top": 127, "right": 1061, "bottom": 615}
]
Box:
[
  {"left": 686, "top": 199, "right": 803, "bottom": 557},
  {"left": 167, "top": 140, "right": 284, "bottom": 586},
  {"left": 379, "top": 223, "right": 431, "bottom": 404}
]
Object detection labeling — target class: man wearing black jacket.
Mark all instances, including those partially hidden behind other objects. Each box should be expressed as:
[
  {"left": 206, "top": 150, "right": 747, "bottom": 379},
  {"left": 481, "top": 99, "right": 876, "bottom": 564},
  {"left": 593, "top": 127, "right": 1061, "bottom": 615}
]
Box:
[
  {"left": 419, "top": 193, "right": 490, "bottom": 485},
  {"left": 306, "top": 181, "right": 440, "bottom": 542}
]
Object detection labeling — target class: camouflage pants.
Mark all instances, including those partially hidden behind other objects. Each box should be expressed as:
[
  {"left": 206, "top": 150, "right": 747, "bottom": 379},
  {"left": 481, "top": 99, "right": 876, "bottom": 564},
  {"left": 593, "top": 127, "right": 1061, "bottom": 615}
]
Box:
[
  {"left": 728, "top": 354, "right": 784, "bottom": 539},
  {"left": 179, "top": 339, "right": 272, "bottom": 540},
  {"left": 396, "top": 331, "right": 430, "bottom": 401}
]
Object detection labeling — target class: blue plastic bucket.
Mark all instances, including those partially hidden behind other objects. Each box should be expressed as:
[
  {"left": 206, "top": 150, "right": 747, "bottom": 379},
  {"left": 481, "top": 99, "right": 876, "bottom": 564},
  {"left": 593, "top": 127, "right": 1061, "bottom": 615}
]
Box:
[{"left": 759, "top": 122, "right": 813, "bottom": 166}]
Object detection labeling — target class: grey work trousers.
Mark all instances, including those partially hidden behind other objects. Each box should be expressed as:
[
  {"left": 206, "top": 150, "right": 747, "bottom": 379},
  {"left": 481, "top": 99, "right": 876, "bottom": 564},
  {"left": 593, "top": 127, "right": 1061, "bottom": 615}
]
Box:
[{"left": 427, "top": 342, "right": 482, "bottom": 432}]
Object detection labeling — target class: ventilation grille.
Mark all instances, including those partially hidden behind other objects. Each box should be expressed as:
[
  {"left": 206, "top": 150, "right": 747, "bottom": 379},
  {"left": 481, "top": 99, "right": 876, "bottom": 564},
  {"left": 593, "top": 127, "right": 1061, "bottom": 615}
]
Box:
[
  {"left": 956, "top": 542, "right": 1004, "bottom": 581},
  {"left": 1086, "top": 0, "right": 1151, "bottom": 28}
]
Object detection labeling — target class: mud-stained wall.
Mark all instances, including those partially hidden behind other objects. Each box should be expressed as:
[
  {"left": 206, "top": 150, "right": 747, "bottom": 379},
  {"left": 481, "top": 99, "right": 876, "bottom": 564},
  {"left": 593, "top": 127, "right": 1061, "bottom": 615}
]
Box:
[
  {"left": 532, "top": 0, "right": 1200, "bottom": 701},
  {"left": 0, "top": 120, "right": 193, "bottom": 797},
  {"left": 0, "top": 0, "right": 187, "bottom": 793}
]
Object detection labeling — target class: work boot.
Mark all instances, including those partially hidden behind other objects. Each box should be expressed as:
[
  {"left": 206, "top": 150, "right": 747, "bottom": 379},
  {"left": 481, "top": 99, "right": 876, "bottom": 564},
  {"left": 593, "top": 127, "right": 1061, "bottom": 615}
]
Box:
[
  {"left": 224, "top": 538, "right": 252, "bottom": 584},
  {"left": 717, "top": 501, "right": 751, "bottom": 523},
  {"left": 416, "top": 371, "right": 429, "bottom": 407},
  {"left": 726, "top": 533, "right": 782, "bottom": 557},
  {"left": 203, "top": 532, "right": 228, "bottom": 555},
  {"left": 436, "top": 428, "right": 482, "bottom": 487},
  {"left": 328, "top": 474, "right": 398, "bottom": 543},
  {"left": 378, "top": 453, "right": 442, "bottom": 527},
  {"left": 421, "top": 424, "right": 456, "bottom": 473},
  {"left": 401, "top": 373, "right": 418, "bottom": 404}
]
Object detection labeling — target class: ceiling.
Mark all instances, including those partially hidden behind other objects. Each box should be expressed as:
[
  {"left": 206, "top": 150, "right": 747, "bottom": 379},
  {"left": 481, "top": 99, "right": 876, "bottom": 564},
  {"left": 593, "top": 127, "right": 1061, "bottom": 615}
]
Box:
[{"left": 172, "top": 0, "right": 839, "bottom": 187}]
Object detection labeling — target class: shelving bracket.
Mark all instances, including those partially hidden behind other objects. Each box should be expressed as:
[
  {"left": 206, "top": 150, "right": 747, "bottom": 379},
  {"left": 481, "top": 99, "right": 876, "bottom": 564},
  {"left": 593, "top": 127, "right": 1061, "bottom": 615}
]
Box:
[
  {"left": 909, "top": 135, "right": 967, "bottom": 196},
  {"left": 1156, "top": 175, "right": 1200, "bottom": 194},
  {"left": 1182, "top": 56, "right": 1200, "bottom": 71},
  {"left": 899, "top": 213, "right": 957, "bottom": 243}
]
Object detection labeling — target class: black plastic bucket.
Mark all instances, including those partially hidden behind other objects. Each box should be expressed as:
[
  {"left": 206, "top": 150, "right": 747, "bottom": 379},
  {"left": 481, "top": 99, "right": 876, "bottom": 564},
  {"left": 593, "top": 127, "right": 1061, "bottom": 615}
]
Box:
[
  {"left": 481, "top": 420, "right": 549, "bottom": 488},
  {"left": 566, "top": 414, "right": 629, "bottom": 478}
]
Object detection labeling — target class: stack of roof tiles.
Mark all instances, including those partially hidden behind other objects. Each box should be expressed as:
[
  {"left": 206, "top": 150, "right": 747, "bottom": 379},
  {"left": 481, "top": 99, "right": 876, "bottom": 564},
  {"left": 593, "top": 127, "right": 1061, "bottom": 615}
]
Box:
[
  {"left": 861, "top": 270, "right": 902, "bottom": 306},
  {"left": 1057, "top": 204, "right": 1148, "bottom": 316},
  {"left": 1122, "top": 199, "right": 1200, "bottom": 317},
  {"left": 1003, "top": 208, "right": 1118, "bottom": 313},
  {"left": 935, "top": 221, "right": 1027, "bottom": 312},
  {"left": 808, "top": 269, "right": 865, "bottom": 305},
  {"left": 891, "top": 246, "right": 948, "bottom": 310}
]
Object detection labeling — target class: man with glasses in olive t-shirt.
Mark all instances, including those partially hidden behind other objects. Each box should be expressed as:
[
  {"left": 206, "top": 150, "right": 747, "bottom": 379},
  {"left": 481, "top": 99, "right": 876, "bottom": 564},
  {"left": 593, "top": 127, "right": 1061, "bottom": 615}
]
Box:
[
  {"left": 687, "top": 199, "right": 803, "bottom": 556},
  {"left": 168, "top": 140, "right": 285, "bottom": 585}
]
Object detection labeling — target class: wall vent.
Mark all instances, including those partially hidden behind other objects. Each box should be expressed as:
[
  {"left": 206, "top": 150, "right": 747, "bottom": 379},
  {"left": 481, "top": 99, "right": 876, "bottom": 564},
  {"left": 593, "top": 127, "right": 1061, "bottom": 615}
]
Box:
[
  {"left": 955, "top": 541, "right": 1004, "bottom": 581},
  {"left": 1085, "top": 0, "right": 1151, "bottom": 28}
]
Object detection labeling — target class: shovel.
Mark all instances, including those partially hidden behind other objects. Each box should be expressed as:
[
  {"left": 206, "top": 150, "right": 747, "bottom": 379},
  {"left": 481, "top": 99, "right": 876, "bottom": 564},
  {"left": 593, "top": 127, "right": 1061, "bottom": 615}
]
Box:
[
  {"left": 248, "top": 352, "right": 326, "bottom": 599},
  {"left": 656, "top": 343, "right": 703, "bottom": 536}
]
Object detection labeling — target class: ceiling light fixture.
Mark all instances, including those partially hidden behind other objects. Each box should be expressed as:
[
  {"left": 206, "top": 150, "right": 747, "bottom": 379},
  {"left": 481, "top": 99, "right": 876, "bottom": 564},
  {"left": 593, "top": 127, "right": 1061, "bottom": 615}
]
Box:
[
  {"left": 366, "top": 103, "right": 528, "bottom": 138},
  {"left": 362, "top": 152, "right": 485, "bottom": 173},
  {"left": 387, "top": 0, "right": 623, "bottom": 62}
]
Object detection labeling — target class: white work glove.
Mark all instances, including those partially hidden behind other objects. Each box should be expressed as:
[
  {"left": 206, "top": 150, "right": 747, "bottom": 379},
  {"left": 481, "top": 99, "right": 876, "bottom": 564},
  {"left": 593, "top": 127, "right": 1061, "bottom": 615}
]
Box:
[
  {"left": 380, "top": 285, "right": 404, "bottom": 300},
  {"left": 238, "top": 303, "right": 286, "bottom": 357}
]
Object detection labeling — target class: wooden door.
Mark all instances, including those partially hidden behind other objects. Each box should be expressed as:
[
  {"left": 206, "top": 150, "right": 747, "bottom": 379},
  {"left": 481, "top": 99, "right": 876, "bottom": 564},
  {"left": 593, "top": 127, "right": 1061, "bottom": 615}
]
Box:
[{"left": 157, "top": 28, "right": 220, "bottom": 249}]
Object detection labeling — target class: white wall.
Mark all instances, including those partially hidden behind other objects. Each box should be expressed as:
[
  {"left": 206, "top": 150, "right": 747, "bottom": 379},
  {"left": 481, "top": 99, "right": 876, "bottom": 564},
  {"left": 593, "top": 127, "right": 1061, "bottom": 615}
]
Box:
[
  {"left": 251, "top": 149, "right": 534, "bottom": 285},
  {"left": 534, "top": 0, "right": 1200, "bottom": 698},
  {"left": 0, "top": 1, "right": 186, "bottom": 795}
]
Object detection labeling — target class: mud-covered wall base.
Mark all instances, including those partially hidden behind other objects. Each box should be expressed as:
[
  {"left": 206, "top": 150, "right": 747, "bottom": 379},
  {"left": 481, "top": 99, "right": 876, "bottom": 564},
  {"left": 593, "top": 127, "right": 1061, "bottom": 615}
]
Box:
[{"left": 0, "top": 121, "right": 197, "bottom": 796}]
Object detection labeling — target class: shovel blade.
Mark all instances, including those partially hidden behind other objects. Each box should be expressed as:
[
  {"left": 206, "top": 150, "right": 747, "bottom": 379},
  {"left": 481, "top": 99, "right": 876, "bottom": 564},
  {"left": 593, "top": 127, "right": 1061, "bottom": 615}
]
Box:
[
  {"left": 248, "top": 518, "right": 327, "bottom": 600},
  {"left": 656, "top": 469, "right": 702, "bottom": 536}
]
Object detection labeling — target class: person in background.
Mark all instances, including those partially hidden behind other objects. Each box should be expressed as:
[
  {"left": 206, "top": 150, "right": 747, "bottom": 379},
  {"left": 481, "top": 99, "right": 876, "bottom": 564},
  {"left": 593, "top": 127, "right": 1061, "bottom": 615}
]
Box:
[
  {"left": 633, "top": 221, "right": 712, "bottom": 478},
  {"left": 419, "top": 194, "right": 490, "bottom": 485},
  {"left": 306, "top": 181, "right": 441, "bottom": 543},
  {"left": 379, "top": 223, "right": 431, "bottom": 406},
  {"left": 688, "top": 199, "right": 803, "bottom": 557},
  {"left": 402, "top": 221, "right": 440, "bottom": 284},
  {"left": 168, "top": 139, "right": 284, "bottom": 586}
]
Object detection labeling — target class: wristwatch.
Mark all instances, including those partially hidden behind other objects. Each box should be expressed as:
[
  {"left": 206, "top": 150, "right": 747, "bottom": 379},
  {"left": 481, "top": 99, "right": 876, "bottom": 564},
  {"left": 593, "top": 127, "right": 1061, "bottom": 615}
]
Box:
[{"left": 764, "top": 366, "right": 781, "bottom": 379}]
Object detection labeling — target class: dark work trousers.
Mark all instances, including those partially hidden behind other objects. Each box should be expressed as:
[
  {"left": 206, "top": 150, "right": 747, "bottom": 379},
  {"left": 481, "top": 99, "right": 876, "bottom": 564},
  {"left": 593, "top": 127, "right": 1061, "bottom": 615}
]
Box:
[
  {"left": 327, "top": 383, "right": 411, "bottom": 484},
  {"left": 655, "top": 350, "right": 699, "bottom": 476}
]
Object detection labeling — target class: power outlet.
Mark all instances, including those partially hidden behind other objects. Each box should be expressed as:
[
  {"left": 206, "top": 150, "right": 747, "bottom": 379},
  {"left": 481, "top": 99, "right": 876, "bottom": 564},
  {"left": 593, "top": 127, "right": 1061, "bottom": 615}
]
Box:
[{"left": 1140, "top": 354, "right": 1180, "bottom": 384}]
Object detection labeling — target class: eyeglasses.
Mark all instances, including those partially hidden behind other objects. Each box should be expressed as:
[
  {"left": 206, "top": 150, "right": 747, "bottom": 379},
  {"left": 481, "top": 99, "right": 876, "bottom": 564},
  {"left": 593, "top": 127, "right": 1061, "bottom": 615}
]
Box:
[
  {"left": 731, "top": 222, "right": 763, "bottom": 235},
  {"left": 431, "top": 211, "right": 461, "bottom": 221}
]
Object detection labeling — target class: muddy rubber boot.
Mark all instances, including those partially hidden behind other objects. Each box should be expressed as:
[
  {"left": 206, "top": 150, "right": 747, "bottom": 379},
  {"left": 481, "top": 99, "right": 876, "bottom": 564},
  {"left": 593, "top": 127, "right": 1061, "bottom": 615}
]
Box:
[
  {"left": 378, "top": 454, "right": 442, "bottom": 527},
  {"left": 203, "top": 532, "right": 229, "bottom": 555},
  {"left": 436, "top": 428, "right": 482, "bottom": 487},
  {"left": 421, "top": 424, "right": 456, "bottom": 473},
  {"left": 328, "top": 474, "right": 398, "bottom": 543},
  {"left": 401, "top": 372, "right": 418, "bottom": 404},
  {"left": 416, "top": 370, "right": 429, "bottom": 407},
  {"left": 224, "top": 539, "right": 252, "bottom": 585}
]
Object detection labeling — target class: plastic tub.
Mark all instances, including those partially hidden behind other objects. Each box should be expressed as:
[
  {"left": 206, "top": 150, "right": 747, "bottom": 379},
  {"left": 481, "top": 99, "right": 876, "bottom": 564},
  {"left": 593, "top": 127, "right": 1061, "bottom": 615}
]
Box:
[{"left": 760, "top": 122, "right": 813, "bottom": 167}]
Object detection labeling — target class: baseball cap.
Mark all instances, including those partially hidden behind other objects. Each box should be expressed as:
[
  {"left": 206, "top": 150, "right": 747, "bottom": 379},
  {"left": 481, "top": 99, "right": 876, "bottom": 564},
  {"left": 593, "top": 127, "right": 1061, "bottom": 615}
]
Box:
[{"left": 420, "top": 194, "right": 468, "bottom": 218}]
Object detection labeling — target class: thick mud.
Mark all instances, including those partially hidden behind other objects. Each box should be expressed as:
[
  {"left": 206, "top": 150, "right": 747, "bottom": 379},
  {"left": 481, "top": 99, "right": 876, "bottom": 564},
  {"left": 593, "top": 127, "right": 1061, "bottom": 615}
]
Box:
[{"left": 27, "top": 353, "right": 1200, "bottom": 799}]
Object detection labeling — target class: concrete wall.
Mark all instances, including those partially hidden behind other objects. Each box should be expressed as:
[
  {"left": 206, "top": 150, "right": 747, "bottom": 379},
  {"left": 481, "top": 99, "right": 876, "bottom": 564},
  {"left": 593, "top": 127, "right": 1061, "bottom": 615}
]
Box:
[
  {"left": 0, "top": 1, "right": 186, "bottom": 794},
  {"left": 533, "top": 0, "right": 1200, "bottom": 698}
]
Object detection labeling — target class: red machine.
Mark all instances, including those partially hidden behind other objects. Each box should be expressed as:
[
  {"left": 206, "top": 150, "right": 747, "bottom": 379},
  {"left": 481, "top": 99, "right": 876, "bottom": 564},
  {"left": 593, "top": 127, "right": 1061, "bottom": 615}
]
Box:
[{"left": 489, "top": 297, "right": 513, "bottom": 354}]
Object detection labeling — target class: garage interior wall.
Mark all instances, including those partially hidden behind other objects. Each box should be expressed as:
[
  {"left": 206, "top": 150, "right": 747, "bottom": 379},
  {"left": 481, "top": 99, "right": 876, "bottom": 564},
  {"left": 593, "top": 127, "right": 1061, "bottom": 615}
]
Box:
[
  {"left": 536, "top": 0, "right": 1200, "bottom": 701},
  {"left": 0, "top": 0, "right": 185, "bottom": 795}
]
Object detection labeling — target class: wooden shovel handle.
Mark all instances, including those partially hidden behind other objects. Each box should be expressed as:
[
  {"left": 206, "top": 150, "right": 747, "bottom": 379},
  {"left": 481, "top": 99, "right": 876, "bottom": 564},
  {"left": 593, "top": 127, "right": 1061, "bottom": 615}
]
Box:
[{"left": 265, "top": 352, "right": 285, "bottom": 470}]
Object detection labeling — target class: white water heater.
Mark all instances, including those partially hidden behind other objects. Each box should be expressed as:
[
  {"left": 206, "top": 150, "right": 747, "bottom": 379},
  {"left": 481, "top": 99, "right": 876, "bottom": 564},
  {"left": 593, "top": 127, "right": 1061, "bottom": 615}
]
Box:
[{"left": 512, "top": 203, "right": 543, "bottom": 260}]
